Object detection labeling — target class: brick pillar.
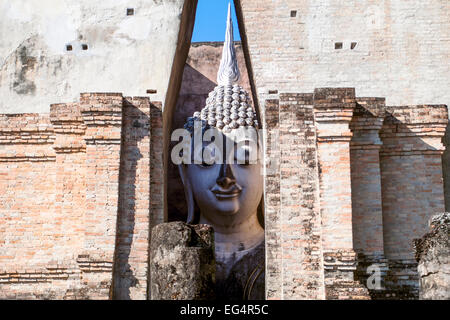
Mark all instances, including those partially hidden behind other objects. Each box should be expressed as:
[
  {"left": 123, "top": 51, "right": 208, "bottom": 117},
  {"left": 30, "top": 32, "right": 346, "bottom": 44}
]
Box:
[
  {"left": 263, "top": 93, "right": 324, "bottom": 300},
  {"left": 148, "top": 101, "right": 164, "bottom": 298},
  {"left": 349, "top": 98, "right": 388, "bottom": 296},
  {"left": 113, "top": 97, "right": 151, "bottom": 300},
  {"left": 380, "top": 105, "right": 448, "bottom": 298},
  {"left": 442, "top": 124, "right": 450, "bottom": 210},
  {"left": 150, "top": 102, "right": 164, "bottom": 229},
  {"left": 80, "top": 93, "right": 123, "bottom": 299},
  {"left": 49, "top": 103, "right": 86, "bottom": 292},
  {"left": 279, "top": 93, "right": 324, "bottom": 299},
  {"left": 313, "top": 88, "right": 369, "bottom": 300},
  {"left": 263, "top": 98, "right": 282, "bottom": 299}
]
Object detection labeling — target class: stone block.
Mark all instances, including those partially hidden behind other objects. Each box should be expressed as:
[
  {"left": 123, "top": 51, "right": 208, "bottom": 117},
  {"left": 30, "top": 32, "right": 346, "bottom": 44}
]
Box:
[{"left": 150, "top": 222, "right": 215, "bottom": 300}]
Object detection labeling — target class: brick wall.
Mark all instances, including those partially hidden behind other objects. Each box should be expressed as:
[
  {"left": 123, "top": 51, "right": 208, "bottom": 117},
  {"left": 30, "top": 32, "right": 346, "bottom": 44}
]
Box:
[
  {"left": 261, "top": 89, "right": 371, "bottom": 300},
  {"left": 313, "top": 88, "right": 355, "bottom": 251},
  {"left": 261, "top": 87, "right": 448, "bottom": 299},
  {"left": 113, "top": 97, "right": 151, "bottom": 300},
  {"left": 349, "top": 98, "right": 388, "bottom": 297},
  {"left": 0, "top": 0, "right": 189, "bottom": 114},
  {"left": 0, "top": 113, "right": 61, "bottom": 299},
  {"left": 80, "top": 93, "right": 123, "bottom": 299},
  {"left": 380, "top": 105, "right": 447, "bottom": 260},
  {"left": 350, "top": 98, "right": 385, "bottom": 256},
  {"left": 278, "top": 93, "right": 324, "bottom": 299},
  {"left": 0, "top": 93, "right": 163, "bottom": 299},
  {"left": 312, "top": 88, "right": 370, "bottom": 300},
  {"left": 262, "top": 92, "right": 325, "bottom": 299},
  {"left": 236, "top": 0, "right": 450, "bottom": 109},
  {"left": 149, "top": 101, "right": 164, "bottom": 298},
  {"left": 379, "top": 105, "right": 447, "bottom": 298},
  {"left": 262, "top": 97, "right": 283, "bottom": 299},
  {"left": 0, "top": 88, "right": 447, "bottom": 300},
  {"left": 236, "top": 0, "right": 450, "bottom": 225}
]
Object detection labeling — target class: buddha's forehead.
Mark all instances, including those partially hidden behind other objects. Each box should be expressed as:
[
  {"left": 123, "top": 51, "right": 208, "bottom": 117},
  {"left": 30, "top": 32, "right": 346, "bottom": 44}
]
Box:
[
  {"left": 223, "top": 127, "right": 259, "bottom": 143},
  {"left": 191, "top": 126, "right": 259, "bottom": 145}
]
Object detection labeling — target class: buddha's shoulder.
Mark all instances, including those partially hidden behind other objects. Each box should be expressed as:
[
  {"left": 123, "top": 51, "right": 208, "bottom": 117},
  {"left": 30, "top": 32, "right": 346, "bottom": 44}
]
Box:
[{"left": 224, "top": 240, "right": 265, "bottom": 297}]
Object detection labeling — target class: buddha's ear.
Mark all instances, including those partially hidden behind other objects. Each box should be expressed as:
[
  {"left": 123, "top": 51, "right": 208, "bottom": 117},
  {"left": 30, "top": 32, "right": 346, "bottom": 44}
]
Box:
[{"left": 178, "top": 165, "right": 195, "bottom": 224}]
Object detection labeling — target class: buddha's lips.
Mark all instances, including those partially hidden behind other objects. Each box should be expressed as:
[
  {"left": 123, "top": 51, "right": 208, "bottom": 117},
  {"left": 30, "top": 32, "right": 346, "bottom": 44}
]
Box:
[{"left": 211, "top": 186, "right": 242, "bottom": 199}]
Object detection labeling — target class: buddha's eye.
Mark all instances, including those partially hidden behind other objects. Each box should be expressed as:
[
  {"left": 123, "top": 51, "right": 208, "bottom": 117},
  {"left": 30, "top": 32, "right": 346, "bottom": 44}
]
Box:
[
  {"left": 235, "top": 146, "right": 252, "bottom": 166},
  {"left": 199, "top": 161, "right": 213, "bottom": 168},
  {"left": 197, "top": 146, "right": 216, "bottom": 167}
]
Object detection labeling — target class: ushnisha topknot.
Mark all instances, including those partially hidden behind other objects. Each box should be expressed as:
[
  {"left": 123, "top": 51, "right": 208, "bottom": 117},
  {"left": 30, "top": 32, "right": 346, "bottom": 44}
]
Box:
[
  {"left": 217, "top": 2, "right": 240, "bottom": 86},
  {"left": 184, "top": 84, "right": 258, "bottom": 134},
  {"left": 184, "top": 3, "right": 258, "bottom": 134}
]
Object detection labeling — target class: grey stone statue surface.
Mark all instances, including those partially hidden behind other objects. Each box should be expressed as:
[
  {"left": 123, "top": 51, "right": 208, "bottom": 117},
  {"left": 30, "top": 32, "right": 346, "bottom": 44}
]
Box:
[
  {"left": 176, "top": 3, "right": 265, "bottom": 300},
  {"left": 414, "top": 212, "right": 449, "bottom": 300}
]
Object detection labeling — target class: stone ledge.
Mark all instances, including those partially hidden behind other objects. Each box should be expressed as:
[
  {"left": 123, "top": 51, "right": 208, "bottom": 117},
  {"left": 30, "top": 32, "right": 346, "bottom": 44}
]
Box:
[
  {"left": 50, "top": 103, "right": 84, "bottom": 123},
  {"left": 384, "top": 105, "right": 448, "bottom": 126}
]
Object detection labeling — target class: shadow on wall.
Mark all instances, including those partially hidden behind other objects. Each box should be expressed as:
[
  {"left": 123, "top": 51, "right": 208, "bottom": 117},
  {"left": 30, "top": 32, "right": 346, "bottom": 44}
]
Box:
[
  {"left": 350, "top": 104, "right": 448, "bottom": 260},
  {"left": 379, "top": 107, "right": 447, "bottom": 256},
  {"left": 168, "top": 64, "right": 216, "bottom": 222},
  {"left": 339, "top": 100, "right": 448, "bottom": 300},
  {"left": 113, "top": 99, "right": 149, "bottom": 300}
]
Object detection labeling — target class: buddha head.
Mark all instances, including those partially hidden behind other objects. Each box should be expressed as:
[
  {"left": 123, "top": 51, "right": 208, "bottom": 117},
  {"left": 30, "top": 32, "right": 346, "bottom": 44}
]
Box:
[
  {"left": 175, "top": 3, "right": 264, "bottom": 238},
  {"left": 178, "top": 85, "right": 263, "bottom": 233}
]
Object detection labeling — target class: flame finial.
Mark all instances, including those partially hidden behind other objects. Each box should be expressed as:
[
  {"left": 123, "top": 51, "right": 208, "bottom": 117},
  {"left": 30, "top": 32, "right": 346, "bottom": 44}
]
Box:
[{"left": 217, "top": 3, "right": 240, "bottom": 86}]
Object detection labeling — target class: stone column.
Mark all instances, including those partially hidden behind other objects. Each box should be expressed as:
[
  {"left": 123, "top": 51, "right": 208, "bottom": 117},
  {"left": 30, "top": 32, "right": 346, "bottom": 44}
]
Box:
[
  {"left": 349, "top": 98, "right": 388, "bottom": 295},
  {"left": 262, "top": 97, "right": 282, "bottom": 299},
  {"left": 380, "top": 104, "right": 448, "bottom": 298},
  {"left": 314, "top": 88, "right": 355, "bottom": 251},
  {"left": 279, "top": 93, "right": 324, "bottom": 300},
  {"left": 150, "top": 102, "right": 164, "bottom": 229},
  {"left": 80, "top": 93, "right": 124, "bottom": 299},
  {"left": 113, "top": 97, "right": 151, "bottom": 300},
  {"left": 313, "top": 88, "right": 369, "bottom": 299},
  {"left": 49, "top": 103, "right": 87, "bottom": 293},
  {"left": 148, "top": 101, "right": 164, "bottom": 299},
  {"left": 150, "top": 222, "right": 215, "bottom": 300},
  {"left": 414, "top": 212, "right": 449, "bottom": 300},
  {"left": 263, "top": 93, "right": 325, "bottom": 300}
]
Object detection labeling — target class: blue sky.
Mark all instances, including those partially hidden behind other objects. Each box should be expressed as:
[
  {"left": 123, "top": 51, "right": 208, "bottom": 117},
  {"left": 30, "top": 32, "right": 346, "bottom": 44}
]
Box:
[{"left": 191, "top": 0, "right": 241, "bottom": 42}]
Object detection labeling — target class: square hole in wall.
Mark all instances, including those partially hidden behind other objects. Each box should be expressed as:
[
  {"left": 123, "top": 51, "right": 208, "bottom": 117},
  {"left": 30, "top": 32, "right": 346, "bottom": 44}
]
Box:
[
  {"left": 268, "top": 90, "right": 278, "bottom": 94},
  {"left": 335, "top": 42, "right": 343, "bottom": 49},
  {"left": 127, "top": 8, "right": 134, "bottom": 16},
  {"left": 82, "top": 44, "right": 88, "bottom": 50},
  {"left": 66, "top": 45, "right": 73, "bottom": 51},
  {"left": 351, "top": 42, "right": 357, "bottom": 50},
  {"left": 290, "top": 10, "right": 297, "bottom": 17}
]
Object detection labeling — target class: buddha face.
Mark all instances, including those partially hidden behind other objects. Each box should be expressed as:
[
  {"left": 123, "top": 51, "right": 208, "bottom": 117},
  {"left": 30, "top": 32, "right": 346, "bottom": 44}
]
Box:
[{"left": 178, "top": 131, "right": 263, "bottom": 231}]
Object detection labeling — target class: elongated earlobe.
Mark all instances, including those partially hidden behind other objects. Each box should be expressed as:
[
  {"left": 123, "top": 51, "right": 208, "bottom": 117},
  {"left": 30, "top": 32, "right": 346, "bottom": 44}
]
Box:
[
  {"left": 178, "top": 165, "right": 195, "bottom": 224},
  {"left": 257, "top": 197, "right": 265, "bottom": 229}
]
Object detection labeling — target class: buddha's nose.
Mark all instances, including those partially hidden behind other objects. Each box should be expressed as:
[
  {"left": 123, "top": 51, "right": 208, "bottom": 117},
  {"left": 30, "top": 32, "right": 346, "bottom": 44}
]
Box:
[{"left": 216, "top": 164, "right": 236, "bottom": 189}]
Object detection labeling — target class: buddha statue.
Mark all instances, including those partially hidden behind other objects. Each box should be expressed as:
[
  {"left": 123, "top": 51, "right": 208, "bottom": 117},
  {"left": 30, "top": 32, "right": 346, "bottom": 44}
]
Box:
[{"left": 174, "top": 4, "right": 265, "bottom": 300}]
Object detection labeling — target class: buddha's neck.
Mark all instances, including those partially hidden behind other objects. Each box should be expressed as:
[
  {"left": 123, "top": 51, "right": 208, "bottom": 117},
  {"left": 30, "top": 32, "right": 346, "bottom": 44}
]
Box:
[{"left": 199, "top": 212, "right": 264, "bottom": 254}]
